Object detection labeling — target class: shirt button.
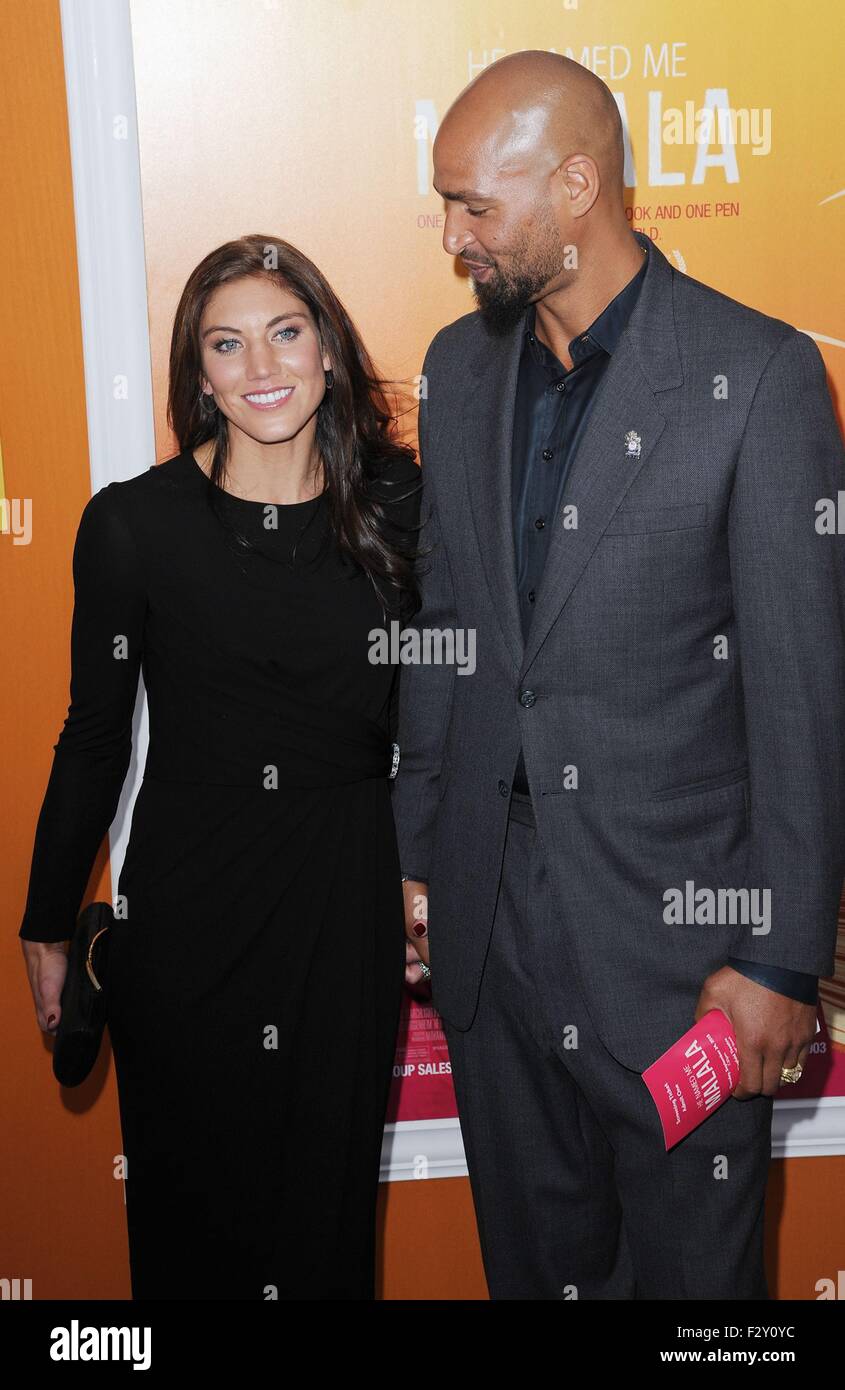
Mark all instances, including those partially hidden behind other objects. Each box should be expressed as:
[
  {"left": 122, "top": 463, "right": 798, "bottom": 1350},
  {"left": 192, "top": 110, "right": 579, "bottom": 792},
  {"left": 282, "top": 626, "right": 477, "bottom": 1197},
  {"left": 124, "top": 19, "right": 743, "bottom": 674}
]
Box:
[
  {"left": 534, "top": 517, "right": 545, "bottom": 530},
  {"left": 518, "top": 688, "right": 536, "bottom": 708},
  {"left": 555, "top": 381, "right": 566, "bottom": 393},
  {"left": 542, "top": 448, "right": 553, "bottom": 460},
  {"left": 497, "top": 778, "right": 509, "bottom": 797}
]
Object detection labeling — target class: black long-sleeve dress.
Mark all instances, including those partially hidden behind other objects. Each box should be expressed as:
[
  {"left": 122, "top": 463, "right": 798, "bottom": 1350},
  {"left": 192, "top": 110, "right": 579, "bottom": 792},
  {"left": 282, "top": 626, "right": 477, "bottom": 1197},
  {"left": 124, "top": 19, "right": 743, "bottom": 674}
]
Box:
[{"left": 19, "top": 445, "right": 420, "bottom": 1300}]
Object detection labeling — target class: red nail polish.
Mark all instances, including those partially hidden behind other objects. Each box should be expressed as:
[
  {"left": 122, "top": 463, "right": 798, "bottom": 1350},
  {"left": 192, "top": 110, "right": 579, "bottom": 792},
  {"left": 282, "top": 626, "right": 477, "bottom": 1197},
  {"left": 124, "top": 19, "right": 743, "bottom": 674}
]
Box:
[{"left": 412, "top": 921, "right": 428, "bottom": 938}]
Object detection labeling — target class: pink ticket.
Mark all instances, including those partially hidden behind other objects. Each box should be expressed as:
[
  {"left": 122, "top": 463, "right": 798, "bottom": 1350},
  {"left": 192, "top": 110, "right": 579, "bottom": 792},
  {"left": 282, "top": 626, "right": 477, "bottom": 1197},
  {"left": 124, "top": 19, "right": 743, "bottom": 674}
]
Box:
[
  {"left": 642, "top": 1008, "right": 821, "bottom": 1149},
  {"left": 643, "top": 1009, "right": 739, "bottom": 1149}
]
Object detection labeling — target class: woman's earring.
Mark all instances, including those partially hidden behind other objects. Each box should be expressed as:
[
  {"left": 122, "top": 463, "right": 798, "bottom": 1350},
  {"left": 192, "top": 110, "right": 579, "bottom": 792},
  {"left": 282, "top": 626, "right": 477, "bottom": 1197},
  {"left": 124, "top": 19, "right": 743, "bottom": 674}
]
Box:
[
  {"left": 324, "top": 369, "right": 334, "bottom": 390},
  {"left": 198, "top": 389, "right": 218, "bottom": 416}
]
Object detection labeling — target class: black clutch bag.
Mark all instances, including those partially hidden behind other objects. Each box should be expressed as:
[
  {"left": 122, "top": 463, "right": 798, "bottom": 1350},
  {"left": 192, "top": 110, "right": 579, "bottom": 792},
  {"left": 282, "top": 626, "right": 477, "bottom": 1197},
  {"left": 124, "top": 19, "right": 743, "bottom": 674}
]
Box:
[{"left": 52, "top": 900, "right": 114, "bottom": 1087}]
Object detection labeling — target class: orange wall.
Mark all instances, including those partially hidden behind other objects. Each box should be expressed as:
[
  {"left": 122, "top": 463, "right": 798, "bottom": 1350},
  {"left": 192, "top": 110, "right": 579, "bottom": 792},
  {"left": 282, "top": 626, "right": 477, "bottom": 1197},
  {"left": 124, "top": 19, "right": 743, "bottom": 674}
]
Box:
[
  {"left": 0, "top": 0, "right": 131, "bottom": 1298},
  {"left": 1, "top": 0, "right": 843, "bottom": 1302}
]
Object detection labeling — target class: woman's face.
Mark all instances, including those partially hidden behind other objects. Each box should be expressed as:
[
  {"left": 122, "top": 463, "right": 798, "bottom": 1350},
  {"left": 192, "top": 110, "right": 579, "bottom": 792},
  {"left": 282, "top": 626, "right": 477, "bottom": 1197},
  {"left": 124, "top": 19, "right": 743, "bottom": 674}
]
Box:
[{"left": 198, "top": 275, "right": 331, "bottom": 448}]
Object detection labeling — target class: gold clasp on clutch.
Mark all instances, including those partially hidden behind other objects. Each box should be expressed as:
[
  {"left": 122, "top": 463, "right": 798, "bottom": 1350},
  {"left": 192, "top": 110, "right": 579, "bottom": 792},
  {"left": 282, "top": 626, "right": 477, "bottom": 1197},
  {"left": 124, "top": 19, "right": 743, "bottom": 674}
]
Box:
[{"left": 85, "top": 925, "right": 109, "bottom": 992}]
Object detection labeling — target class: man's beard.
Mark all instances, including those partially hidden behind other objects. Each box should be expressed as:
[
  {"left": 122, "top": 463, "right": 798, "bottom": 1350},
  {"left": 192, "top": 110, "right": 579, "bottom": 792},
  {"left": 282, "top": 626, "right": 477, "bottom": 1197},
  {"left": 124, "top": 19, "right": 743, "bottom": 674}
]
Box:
[
  {"left": 470, "top": 264, "right": 549, "bottom": 335},
  {"left": 469, "top": 221, "right": 567, "bottom": 335}
]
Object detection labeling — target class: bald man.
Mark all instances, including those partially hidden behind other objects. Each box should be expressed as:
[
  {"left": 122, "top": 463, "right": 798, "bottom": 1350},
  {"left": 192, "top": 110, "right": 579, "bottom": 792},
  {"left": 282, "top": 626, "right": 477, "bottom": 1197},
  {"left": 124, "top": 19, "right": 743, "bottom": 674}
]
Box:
[{"left": 393, "top": 51, "right": 845, "bottom": 1298}]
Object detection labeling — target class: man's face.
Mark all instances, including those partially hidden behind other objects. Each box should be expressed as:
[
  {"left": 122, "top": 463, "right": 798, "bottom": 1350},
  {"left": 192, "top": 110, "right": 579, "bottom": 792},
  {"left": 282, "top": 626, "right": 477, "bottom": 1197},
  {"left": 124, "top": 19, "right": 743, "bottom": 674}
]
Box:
[{"left": 433, "top": 135, "right": 568, "bottom": 334}]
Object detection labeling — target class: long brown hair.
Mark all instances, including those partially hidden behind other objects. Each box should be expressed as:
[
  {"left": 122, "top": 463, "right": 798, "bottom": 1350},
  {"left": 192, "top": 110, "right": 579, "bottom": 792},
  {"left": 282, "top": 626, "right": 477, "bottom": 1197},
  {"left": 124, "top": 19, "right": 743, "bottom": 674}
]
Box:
[{"left": 167, "top": 234, "right": 422, "bottom": 621}]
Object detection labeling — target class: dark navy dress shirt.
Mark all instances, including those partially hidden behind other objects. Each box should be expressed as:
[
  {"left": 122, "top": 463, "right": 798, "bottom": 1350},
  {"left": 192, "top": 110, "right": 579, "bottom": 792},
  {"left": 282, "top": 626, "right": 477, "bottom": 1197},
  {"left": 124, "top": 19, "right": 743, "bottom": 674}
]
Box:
[
  {"left": 511, "top": 248, "right": 648, "bottom": 784},
  {"left": 507, "top": 247, "right": 817, "bottom": 1007}
]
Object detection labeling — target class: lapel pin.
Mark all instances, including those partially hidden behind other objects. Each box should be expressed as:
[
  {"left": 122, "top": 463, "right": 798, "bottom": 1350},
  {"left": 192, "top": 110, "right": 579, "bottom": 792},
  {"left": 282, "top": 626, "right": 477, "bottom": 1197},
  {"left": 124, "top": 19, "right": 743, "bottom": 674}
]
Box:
[{"left": 624, "top": 430, "right": 642, "bottom": 460}]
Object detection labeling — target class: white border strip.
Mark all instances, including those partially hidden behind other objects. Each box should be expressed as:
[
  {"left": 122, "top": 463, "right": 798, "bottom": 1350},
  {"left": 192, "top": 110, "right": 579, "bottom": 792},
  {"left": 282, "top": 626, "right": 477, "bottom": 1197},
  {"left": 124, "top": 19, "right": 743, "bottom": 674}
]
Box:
[
  {"left": 772, "top": 1096, "right": 845, "bottom": 1157},
  {"left": 380, "top": 1095, "right": 845, "bottom": 1181},
  {"left": 381, "top": 1119, "right": 467, "bottom": 1182},
  {"left": 63, "top": 0, "right": 845, "bottom": 1181},
  {"left": 59, "top": 0, "right": 152, "bottom": 890}
]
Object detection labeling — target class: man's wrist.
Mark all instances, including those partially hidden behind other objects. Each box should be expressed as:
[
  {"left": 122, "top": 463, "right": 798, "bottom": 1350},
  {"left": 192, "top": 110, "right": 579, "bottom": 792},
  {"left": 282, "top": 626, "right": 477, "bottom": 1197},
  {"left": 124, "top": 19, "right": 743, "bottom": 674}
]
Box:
[{"left": 726, "top": 956, "right": 819, "bottom": 1005}]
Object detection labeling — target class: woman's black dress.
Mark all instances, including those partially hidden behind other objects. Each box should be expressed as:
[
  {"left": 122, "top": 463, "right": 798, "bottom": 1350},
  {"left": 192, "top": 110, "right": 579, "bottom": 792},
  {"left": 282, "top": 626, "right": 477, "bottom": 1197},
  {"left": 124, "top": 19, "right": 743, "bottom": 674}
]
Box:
[{"left": 19, "top": 446, "right": 420, "bottom": 1299}]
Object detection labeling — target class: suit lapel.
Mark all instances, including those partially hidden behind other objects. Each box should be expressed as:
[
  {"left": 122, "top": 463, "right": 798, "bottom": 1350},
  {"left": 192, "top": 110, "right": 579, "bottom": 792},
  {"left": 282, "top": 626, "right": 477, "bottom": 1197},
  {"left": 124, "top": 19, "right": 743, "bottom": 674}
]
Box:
[
  {"left": 458, "top": 231, "right": 684, "bottom": 680},
  {"left": 461, "top": 320, "right": 526, "bottom": 672},
  {"left": 519, "top": 345, "right": 668, "bottom": 676}
]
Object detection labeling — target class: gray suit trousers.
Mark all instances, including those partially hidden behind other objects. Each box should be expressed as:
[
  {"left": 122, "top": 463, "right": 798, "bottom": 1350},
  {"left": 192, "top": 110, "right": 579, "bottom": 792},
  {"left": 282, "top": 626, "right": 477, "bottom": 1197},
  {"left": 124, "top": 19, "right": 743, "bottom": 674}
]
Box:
[{"left": 442, "top": 790, "right": 774, "bottom": 1300}]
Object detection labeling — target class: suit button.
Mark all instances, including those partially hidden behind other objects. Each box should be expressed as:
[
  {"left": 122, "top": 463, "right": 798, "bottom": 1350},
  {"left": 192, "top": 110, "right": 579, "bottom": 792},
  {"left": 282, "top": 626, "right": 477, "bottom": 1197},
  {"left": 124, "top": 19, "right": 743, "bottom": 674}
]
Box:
[
  {"left": 497, "top": 779, "right": 509, "bottom": 796},
  {"left": 519, "top": 688, "right": 536, "bottom": 708}
]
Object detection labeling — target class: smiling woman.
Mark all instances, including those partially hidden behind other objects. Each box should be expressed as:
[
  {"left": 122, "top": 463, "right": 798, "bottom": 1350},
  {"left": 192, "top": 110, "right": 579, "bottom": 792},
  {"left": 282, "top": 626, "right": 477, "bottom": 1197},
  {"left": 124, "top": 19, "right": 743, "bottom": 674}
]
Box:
[
  {"left": 196, "top": 288, "right": 329, "bottom": 498},
  {"left": 19, "top": 233, "right": 424, "bottom": 1299},
  {"left": 169, "top": 235, "right": 423, "bottom": 596}
]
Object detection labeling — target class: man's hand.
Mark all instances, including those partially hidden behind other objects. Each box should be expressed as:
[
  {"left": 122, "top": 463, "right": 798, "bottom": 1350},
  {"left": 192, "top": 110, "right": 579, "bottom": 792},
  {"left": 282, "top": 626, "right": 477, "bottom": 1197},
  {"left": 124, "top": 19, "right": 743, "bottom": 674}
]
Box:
[
  {"left": 403, "top": 879, "right": 430, "bottom": 992},
  {"left": 695, "top": 965, "right": 817, "bottom": 1099}
]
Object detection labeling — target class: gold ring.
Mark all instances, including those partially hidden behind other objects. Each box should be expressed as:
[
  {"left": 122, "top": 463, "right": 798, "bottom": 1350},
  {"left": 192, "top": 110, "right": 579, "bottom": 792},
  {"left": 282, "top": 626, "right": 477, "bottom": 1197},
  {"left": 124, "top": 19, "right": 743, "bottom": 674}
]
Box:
[{"left": 780, "top": 1064, "right": 803, "bottom": 1085}]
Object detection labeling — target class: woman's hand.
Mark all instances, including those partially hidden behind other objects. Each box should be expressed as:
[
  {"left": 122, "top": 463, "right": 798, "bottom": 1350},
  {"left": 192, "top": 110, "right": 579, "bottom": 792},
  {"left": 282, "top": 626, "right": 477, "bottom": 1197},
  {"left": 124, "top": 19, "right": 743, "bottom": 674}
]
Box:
[
  {"left": 403, "top": 879, "right": 430, "bottom": 994},
  {"left": 21, "top": 940, "right": 70, "bottom": 1034}
]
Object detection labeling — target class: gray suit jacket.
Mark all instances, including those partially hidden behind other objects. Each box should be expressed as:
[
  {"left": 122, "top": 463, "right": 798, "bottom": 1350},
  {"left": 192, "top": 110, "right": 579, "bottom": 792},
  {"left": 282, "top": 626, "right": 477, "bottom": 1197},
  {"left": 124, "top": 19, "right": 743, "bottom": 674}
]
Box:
[{"left": 393, "top": 229, "right": 845, "bottom": 1071}]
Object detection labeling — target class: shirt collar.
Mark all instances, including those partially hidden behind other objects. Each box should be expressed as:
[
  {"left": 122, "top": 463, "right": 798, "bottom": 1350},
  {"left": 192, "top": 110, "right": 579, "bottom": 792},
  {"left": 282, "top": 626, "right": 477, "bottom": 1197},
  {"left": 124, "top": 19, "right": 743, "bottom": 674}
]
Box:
[{"left": 524, "top": 243, "right": 649, "bottom": 369}]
